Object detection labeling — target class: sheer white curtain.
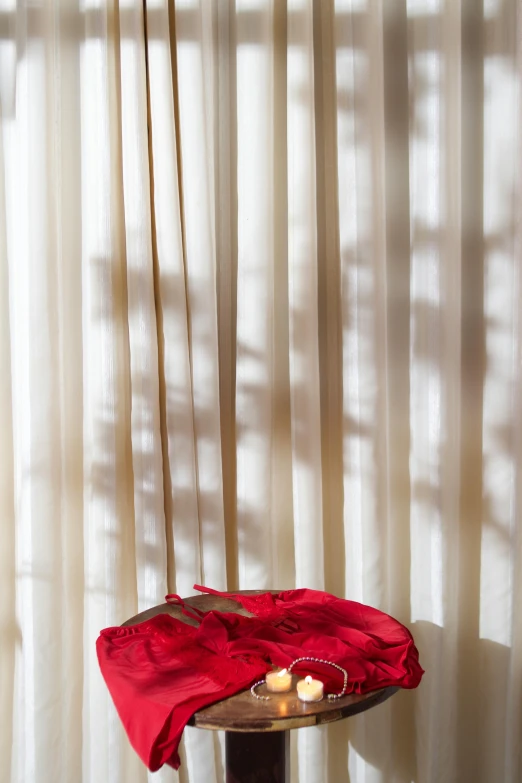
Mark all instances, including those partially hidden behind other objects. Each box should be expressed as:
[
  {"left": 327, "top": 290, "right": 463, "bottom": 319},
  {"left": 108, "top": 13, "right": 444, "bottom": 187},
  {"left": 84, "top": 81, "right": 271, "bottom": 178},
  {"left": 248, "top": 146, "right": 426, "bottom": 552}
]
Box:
[{"left": 1, "top": 1, "right": 522, "bottom": 782}]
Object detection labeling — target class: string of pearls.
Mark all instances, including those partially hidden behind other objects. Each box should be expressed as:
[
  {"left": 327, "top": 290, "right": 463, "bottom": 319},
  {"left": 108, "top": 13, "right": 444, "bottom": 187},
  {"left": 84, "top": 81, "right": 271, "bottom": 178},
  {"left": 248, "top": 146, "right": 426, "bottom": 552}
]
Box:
[
  {"left": 250, "top": 657, "right": 349, "bottom": 701},
  {"left": 250, "top": 679, "right": 270, "bottom": 700}
]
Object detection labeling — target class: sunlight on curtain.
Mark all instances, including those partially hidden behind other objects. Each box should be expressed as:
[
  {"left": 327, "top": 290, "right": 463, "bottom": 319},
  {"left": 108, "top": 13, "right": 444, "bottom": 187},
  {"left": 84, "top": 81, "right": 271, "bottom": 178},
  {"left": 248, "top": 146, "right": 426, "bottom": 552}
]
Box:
[
  {"left": 174, "top": 0, "right": 227, "bottom": 595},
  {"left": 480, "top": 3, "right": 522, "bottom": 781},
  {"left": 119, "top": 0, "right": 167, "bottom": 615},
  {"left": 334, "top": 1, "right": 390, "bottom": 780},
  {"left": 235, "top": 0, "right": 276, "bottom": 591},
  {"left": 80, "top": 0, "right": 157, "bottom": 777},
  {"left": 287, "top": 0, "right": 324, "bottom": 594},
  {"left": 406, "top": 2, "right": 461, "bottom": 782},
  {"left": 146, "top": 0, "right": 200, "bottom": 612},
  {"left": 2, "top": 1, "right": 522, "bottom": 782},
  {"left": 287, "top": 5, "right": 327, "bottom": 782}
]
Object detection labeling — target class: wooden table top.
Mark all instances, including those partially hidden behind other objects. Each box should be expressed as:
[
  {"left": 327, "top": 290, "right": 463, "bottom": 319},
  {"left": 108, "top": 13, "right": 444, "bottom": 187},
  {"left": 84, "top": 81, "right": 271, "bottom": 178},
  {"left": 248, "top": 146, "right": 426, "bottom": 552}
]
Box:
[{"left": 123, "top": 591, "right": 398, "bottom": 733}]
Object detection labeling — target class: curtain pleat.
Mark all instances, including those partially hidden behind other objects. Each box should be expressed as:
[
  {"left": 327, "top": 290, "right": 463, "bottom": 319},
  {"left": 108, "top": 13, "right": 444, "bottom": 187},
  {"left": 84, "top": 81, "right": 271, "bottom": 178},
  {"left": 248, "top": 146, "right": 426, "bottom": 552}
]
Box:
[
  {"left": 288, "top": 2, "right": 327, "bottom": 780},
  {"left": 0, "top": 72, "right": 16, "bottom": 783},
  {"left": 481, "top": 2, "right": 522, "bottom": 781},
  {"left": 3, "top": 0, "right": 522, "bottom": 782},
  {"left": 235, "top": 0, "right": 275, "bottom": 590},
  {"left": 288, "top": 0, "right": 324, "bottom": 594},
  {"left": 80, "top": 0, "right": 143, "bottom": 779},
  {"left": 119, "top": 0, "right": 167, "bottom": 614},
  {"left": 214, "top": 0, "right": 240, "bottom": 591},
  {"left": 145, "top": 0, "right": 198, "bottom": 605},
  {"left": 335, "top": 2, "right": 390, "bottom": 781},
  {"left": 272, "top": 0, "right": 295, "bottom": 592},
  {"left": 173, "top": 0, "right": 227, "bottom": 593},
  {"left": 408, "top": 3, "right": 460, "bottom": 783},
  {"left": 505, "top": 3, "right": 522, "bottom": 763}
]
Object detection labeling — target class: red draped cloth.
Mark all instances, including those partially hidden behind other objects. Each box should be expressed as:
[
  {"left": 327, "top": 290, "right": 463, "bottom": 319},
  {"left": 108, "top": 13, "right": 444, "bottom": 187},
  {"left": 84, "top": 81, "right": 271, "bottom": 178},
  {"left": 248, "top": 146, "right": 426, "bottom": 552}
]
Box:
[{"left": 97, "top": 586, "right": 423, "bottom": 771}]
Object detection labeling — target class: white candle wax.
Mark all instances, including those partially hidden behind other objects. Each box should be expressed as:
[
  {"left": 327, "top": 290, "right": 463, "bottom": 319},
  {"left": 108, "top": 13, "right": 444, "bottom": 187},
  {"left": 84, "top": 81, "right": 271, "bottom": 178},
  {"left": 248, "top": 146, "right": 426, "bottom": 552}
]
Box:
[
  {"left": 296, "top": 675, "right": 324, "bottom": 702},
  {"left": 266, "top": 668, "right": 292, "bottom": 693}
]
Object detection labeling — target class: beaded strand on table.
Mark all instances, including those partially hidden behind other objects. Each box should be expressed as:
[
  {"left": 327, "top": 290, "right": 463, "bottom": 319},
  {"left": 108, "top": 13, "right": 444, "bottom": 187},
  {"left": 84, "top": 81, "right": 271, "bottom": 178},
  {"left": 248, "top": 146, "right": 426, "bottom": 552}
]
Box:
[
  {"left": 250, "top": 657, "right": 349, "bottom": 701},
  {"left": 250, "top": 679, "right": 271, "bottom": 700}
]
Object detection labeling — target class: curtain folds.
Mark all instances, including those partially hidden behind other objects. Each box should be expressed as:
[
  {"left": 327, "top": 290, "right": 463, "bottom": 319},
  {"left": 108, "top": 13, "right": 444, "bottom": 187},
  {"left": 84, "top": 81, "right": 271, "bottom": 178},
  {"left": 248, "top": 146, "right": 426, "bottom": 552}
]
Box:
[{"left": 1, "top": 0, "right": 522, "bottom": 782}]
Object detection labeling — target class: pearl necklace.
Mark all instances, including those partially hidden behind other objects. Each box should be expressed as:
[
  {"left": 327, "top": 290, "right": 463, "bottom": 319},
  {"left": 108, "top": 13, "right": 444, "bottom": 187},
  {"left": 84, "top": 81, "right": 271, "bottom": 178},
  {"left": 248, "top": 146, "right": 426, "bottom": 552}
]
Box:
[{"left": 250, "top": 656, "right": 349, "bottom": 701}]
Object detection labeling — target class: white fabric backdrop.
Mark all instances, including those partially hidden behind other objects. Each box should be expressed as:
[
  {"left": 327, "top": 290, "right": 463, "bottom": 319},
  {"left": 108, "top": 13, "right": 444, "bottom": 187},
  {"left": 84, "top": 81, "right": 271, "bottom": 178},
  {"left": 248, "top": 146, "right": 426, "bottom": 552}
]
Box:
[{"left": 1, "top": 0, "right": 522, "bottom": 781}]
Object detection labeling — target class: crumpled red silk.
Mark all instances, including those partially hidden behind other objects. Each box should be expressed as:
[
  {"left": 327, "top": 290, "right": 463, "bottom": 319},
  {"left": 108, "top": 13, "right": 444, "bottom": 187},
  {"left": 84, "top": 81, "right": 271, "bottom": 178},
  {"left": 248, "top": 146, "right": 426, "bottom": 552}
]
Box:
[
  {"left": 97, "top": 586, "right": 424, "bottom": 772},
  {"left": 96, "top": 613, "right": 269, "bottom": 771}
]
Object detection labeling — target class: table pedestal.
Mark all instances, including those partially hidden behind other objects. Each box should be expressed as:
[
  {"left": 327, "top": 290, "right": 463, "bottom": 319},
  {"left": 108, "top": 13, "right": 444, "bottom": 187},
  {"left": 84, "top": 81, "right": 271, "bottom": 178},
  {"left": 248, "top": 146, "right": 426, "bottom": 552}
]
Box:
[{"left": 225, "top": 730, "right": 289, "bottom": 783}]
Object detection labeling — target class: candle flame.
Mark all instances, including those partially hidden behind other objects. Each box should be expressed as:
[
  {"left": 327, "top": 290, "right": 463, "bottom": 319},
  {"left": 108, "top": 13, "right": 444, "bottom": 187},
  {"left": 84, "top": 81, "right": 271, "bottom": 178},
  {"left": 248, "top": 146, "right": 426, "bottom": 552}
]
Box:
[
  {"left": 305, "top": 675, "right": 313, "bottom": 685},
  {"left": 278, "top": 668, "right": 288, "bottom": 677}
]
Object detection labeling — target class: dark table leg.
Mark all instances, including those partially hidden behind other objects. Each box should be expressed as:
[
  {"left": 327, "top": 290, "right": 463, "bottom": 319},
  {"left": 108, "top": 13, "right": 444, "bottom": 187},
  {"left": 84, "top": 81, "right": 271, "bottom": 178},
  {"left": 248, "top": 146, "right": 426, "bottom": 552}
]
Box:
[{"left": 225, "top": 730, "right": 290, "bottom": 783}]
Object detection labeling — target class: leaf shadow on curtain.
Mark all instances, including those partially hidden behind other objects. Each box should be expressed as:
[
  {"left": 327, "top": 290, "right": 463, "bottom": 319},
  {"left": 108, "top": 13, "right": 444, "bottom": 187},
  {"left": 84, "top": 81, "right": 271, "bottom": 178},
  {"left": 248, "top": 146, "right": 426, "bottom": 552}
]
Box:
[
  {"left": 47, "top": 2, "right": 522, "bottom": 783},
  {"left": 328, "top": 1, "right": 520, "bottom": 781}
]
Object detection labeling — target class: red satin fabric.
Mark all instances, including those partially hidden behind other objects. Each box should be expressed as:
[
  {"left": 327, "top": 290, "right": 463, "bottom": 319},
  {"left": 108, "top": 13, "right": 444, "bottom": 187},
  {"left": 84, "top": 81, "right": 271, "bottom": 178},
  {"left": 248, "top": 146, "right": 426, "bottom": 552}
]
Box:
[
  {"left": 97, "top": 586, "right": 423, "bottom": 772},
  {"left": 193, "top": 586, "right": 423, "bottom": 693},
  {"left": 97, "top": 613, "right": 269, "bottom": 771}
]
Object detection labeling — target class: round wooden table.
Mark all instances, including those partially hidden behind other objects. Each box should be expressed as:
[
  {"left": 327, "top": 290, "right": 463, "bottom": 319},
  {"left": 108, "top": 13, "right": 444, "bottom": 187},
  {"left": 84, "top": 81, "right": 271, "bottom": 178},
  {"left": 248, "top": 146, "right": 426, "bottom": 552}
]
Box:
[{"left": 123, "top": 591, "right": 398, "bottom": 783}]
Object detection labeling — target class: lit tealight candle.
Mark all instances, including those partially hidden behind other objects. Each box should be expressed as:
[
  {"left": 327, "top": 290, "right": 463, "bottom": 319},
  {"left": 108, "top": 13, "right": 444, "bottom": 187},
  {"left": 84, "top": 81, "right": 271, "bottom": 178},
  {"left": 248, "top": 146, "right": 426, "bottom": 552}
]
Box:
[
  {"left": 296, "top": 675, "right": 324, "bottom": 703},
  {"left": 266, "top": 668, "right": 292, "bottom": 693}
]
